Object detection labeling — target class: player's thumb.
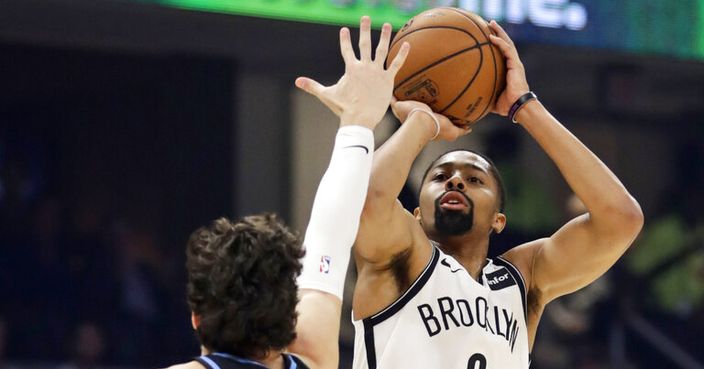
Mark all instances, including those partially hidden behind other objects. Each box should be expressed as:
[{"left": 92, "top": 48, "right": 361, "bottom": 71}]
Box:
[
  {"left": 295, "top": 77, "right": 343, "bottom": 116},
  {"left": 390, "top": 99, "right": 408, "bottom": 122},
  {"left": 295, "top": 77, "right": 325, "bottom": 98}
]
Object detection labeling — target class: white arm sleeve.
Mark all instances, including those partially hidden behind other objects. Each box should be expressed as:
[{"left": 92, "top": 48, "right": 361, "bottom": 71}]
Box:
[{"left": 296, "top": 125, "right": 374, "bottom": 300}]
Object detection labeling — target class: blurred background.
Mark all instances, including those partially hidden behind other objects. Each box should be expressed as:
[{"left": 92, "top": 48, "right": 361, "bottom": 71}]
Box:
[{"left": 1, "top": 0, "right": 703, "bottom": 368}]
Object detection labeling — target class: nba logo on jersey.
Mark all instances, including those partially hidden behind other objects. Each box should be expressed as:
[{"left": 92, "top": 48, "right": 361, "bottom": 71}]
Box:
[{"left": 320, "top": 256, "right": 331, "bottom": 273}]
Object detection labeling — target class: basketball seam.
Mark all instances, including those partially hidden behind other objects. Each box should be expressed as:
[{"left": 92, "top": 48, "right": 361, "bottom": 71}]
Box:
[
  {"left": 393, "top": 41, "right": 489, "bottom": 91},
  {"left": 444, "top": 7, "right": 499, "bottom": 123},
  {"left": 436, "top": 44, "right": 485, "bottom": 114},
  {"left": 389, "top": 25, "right": 479, "bottom": 52}
]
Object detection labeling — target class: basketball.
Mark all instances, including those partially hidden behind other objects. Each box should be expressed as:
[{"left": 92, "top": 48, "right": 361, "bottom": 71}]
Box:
[{"left": 386, "top": 8, "right": 506, "bottom": 128}]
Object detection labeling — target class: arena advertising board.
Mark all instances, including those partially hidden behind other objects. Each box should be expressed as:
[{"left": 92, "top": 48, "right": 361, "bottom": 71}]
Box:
[{"left": 152, "top": 0, "right": 704, "bottom": 60}]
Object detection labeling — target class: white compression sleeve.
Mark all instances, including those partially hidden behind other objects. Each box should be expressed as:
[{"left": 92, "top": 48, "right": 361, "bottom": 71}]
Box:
[{"left": 297, "top": 125, "right": 374, "bottom": 300}]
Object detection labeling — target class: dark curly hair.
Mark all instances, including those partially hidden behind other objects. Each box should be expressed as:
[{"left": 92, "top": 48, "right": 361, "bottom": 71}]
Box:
[{"left": 186, "top": 213, "right": 305, "bottom": 359}]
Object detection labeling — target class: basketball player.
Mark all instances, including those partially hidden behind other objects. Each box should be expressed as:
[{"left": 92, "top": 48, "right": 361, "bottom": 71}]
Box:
[
  {"left": 350, "top": 20, "right": 644, "bottom": 369},
  {"left": 166, "top": 16, "right": 410, "bottom": 369}
]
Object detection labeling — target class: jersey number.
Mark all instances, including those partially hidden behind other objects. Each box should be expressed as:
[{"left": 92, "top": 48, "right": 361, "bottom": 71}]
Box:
[{"left": 467, "top": 353, "right": 487, "bottom": 369}]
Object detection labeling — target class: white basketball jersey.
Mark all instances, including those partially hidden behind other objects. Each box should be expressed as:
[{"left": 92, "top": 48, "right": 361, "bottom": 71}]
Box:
[{"left": 352, "top": 245, "right": 530, "bottom": 369}]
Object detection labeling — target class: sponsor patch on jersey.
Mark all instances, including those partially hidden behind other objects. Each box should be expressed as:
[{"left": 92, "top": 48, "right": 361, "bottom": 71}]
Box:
[
  {"left": 320, "top": 255, "right": 331, "bottom": 273},
  {"left": 485, "top": 269, "right": 515, "bottom": 290}
]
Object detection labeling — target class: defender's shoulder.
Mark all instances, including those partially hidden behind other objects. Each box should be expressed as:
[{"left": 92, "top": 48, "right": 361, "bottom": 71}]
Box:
[{"left": 163, "top": 361, "right": 206, "bottom": 369}]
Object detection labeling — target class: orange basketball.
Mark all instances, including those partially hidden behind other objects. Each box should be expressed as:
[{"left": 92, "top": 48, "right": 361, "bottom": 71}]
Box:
[{"left": 386, "top": 8, "right": 506, "bottom": 128}]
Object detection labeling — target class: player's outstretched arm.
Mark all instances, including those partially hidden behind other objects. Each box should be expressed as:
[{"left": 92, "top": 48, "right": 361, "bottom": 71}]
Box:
[
  {"left": 489, "top": 20, "right": 644, "bottom": 306},
  {"left": 288, "top": 16, "right": 409, "bottom": 369},
  {"left": 354, "top": 96, "right": 469, "bottom": 265}
]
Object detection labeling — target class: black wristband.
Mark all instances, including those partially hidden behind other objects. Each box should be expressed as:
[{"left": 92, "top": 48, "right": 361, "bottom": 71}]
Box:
[{"left": 508, "top": 91, "right": 537, "bottom": 123}]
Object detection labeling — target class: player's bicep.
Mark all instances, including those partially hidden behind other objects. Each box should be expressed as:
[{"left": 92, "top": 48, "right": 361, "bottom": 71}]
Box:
[
  {"left": 287, "top": 289, "right": 342, "bottom": 369},
  {"left": 532, "top": 214, "right": 626, "bottom": 303},
  {"left": 355, "top": 198, "right": 415, "bottom": 264}
]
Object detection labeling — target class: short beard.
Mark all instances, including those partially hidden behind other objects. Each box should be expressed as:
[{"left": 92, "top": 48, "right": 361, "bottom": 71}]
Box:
[{"left": 434, "top": 193, "right": 474, "bottom": 236}]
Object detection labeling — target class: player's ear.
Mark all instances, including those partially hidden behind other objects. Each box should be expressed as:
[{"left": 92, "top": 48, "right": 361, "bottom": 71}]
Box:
[
  {"left": 492, "top": 212, "right": 506, "bottom": 234},
  {"left": 413, "top": 207, "right": 422, "bottom": 220},
  {"left": 191, "top": 312, "right": 201, "bottom": 330}
]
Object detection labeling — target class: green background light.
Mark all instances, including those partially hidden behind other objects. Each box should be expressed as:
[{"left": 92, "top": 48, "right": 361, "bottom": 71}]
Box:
[{"left": 154, "top": 0, "right": 704, "bottom": 60}]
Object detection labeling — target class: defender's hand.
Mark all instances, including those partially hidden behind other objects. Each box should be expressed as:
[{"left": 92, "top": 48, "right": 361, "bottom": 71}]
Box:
[
  {"left": 488, "top": 20, "right": 530, "bottom": 116},
  {"left": 295, "top": 16, "right": 410, "bottom": 129}
]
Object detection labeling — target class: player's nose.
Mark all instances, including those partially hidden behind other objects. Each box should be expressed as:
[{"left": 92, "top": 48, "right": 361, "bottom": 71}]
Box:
[{"left": 445, "top": 175, "right": 465, "bottom": 191}]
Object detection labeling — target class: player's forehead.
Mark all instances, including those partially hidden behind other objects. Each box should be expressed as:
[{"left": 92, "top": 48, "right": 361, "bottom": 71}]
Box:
[{"left": 429, "top": 151, "right": 492, "bottom": 175}]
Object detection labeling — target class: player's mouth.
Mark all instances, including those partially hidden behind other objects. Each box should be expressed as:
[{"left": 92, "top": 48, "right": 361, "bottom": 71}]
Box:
[{"left": 438, "top": 191, "right": 470, "bottom": 211}]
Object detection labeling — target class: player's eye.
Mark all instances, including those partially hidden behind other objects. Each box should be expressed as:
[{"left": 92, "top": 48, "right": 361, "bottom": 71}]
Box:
[
  {"left": 468, "top": 176, "right": 483, "bottom": 184},
  {"left": 433, "top": 173, "right": 448, "bottom": 181}
]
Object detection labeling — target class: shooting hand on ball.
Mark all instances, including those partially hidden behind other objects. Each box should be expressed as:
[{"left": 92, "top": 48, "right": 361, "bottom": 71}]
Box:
[
  {"left": 488, "top": 20, "right": 530, "bottom": 116},
  {"left": 295, "top": 16, "right": 410, "bottom": 129},
  {"left": 390, "top": 99, "right": 470, "bottom": 142}
]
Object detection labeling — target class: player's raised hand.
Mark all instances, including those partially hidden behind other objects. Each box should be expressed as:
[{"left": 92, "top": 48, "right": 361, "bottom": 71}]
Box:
[
  {"left": 488, "top": 20, "right": 530, "bottom": 116},
  {"left": 390, "top": 98, "right": 470, "bottom": 142},
  {"left": 295, "top": 16, "right": 410, "bottom": 129}
]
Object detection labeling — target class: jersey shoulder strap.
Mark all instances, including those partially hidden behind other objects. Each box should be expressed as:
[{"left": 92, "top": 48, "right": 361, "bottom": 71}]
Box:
[
  {"left": 286, "top": 354, "right": 310, "bottom": 369},
  {"left": 493, "top": 255, "right": 528, "bottom": 320},
  {"left": 195, "top": 352, "right": 309, "bottom": 369}
]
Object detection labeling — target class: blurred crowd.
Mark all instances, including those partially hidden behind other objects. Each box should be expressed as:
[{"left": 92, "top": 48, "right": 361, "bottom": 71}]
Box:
[{"left": 0, "top": 139, "right": 197, "bottom": 367}]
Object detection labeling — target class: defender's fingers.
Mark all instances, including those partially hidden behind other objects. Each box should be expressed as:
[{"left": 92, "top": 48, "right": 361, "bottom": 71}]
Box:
[
  {"left": 359, "top": 16, "right": 372, "bottom": 61},
  {"left": 374, "top": 23, "right": 393, "bottom": 64},
  {"left": 387, "top": 42, "right": 410, "bottom": 74},
  {"left": 339, "top": 27, "right": 356, "bottom": 63}
]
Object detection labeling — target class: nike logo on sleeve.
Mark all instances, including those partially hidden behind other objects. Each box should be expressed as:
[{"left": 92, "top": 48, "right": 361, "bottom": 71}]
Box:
[
  {"left": 441, "top": 259, "right": 462, "bottom": 273},
  {"left": 344, "top": 145, "right": 370, "bottom": 154}
]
